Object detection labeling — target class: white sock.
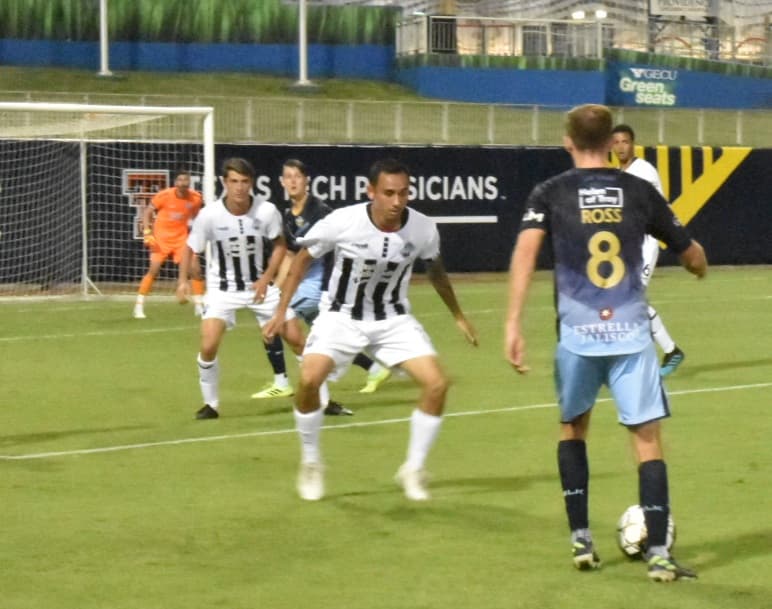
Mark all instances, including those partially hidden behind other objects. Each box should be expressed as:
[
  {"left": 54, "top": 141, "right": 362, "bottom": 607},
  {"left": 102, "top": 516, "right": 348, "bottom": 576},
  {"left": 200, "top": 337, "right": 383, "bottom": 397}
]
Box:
[
  {"left": 192, "top": 295, "right": 203, "bottom": 305},
  {"left": 197, "top": 353, "right": 219, "bottom": 408},
  {"left": 649, "top": 305, "right": 675, "bottom": 354},
  {"left": 405, "top": 409, "right": 443, "bottom": 470},
  {"left": 319, "top": 381, "right": 330, "bottom": 407},
  {"left": 294, "top": 407, "right": 324, "bottom": 464},
  {"left": 571, "top": 529, "right": 592, "bottom": 543},
  {"left": 135, "top": 295, "right": 145, "bottom": 306},
  {"left": 368, "top": 362, "right": 384, "bottom": 377},
  {"left": 273, "top": 373, "right": 289, "bottom": 389}
]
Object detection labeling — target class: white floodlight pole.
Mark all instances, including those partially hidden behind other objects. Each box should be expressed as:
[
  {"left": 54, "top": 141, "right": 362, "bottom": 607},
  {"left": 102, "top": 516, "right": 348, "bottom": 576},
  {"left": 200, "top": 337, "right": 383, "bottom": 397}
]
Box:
[
  {"left": 98, "top": 0, "right": 113, "bottom": 77},
  {"left": 294, "top": 0, "right": 316, "bottom": 88}
]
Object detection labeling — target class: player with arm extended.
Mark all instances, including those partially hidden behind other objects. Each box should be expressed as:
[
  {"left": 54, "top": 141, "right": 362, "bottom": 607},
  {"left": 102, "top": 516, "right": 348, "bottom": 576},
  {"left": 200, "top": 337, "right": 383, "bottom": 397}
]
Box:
[
  {"left": 176, "top": 157, "right": 306, "bottom": 420},
  {"left": 263, "top": 158, "right": 478, "bottom": 502},
  {"left": 612, "top": 124, "right": 684, "bottom": 377},
  {"left": 506, "top": 105, "right": 706, "bottom": 581},
  {"left": 251, "top": 159, "right": 391, "bottom": 412},
  {"left": 133, "top": 169, "right": 205, "bottom": 319}
]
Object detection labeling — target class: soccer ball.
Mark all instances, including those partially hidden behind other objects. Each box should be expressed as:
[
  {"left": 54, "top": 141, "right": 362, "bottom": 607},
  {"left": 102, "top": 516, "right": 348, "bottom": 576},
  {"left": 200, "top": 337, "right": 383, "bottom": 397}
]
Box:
[{"left": 616, "top": 504, "right": 676, "bottom": 559}]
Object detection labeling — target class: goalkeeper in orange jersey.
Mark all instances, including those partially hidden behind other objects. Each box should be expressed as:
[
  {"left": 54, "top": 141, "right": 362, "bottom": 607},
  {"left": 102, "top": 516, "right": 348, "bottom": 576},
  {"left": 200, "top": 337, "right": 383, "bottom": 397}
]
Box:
[{"left": 134, "top": 169, "right": 205, "bottom": 319}]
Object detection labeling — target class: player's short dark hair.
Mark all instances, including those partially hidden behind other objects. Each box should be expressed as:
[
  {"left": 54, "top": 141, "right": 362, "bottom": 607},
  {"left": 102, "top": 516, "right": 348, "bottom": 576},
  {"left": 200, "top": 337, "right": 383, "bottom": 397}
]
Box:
[
  {"left": 368, "top": 158, "right": 410, "bottom": 186},
  {"left": 612, "top": 124, "right": 636, "bottom": 141},
  {"left": 565, "top": 104, "right": 613, "bottom": 151},
  {"left": 173, "top": 167, "right": 191, "bottom": 178},
  {"left": 221, "top": 157, "right": 255, "bottom": 180},
  {"left": 282, "top": 159, "right": 309, "bottom": 176}
]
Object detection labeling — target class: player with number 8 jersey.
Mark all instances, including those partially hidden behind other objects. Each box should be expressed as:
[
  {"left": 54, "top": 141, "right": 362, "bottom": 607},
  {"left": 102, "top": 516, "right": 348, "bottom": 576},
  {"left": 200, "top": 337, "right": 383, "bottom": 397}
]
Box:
[
  {"left": 506, "top": 104, "right": 706, "bottom": 581},
  {"left": 518, "top": 162, "right": 691, "bottom": 357}
]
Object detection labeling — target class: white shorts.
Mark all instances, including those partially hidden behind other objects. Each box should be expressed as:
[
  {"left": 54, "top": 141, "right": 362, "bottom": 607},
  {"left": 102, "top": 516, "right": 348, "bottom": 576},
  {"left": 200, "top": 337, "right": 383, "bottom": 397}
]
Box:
[
  {"left": 641, "top": 235, "right": 660, "bottom": 287},
  {"left": 203, "top": 284, "right": 296, "bottom": 329},
  {"left": 304, "top": 312, "right": 436, "bottom": 380}
]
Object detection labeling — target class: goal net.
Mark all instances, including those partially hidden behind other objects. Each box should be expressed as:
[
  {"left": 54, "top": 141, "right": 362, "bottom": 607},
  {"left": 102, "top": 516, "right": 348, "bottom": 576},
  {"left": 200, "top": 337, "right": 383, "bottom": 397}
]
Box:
[{"left": 0, "top": 102, "right": 214, "bottom": 298}]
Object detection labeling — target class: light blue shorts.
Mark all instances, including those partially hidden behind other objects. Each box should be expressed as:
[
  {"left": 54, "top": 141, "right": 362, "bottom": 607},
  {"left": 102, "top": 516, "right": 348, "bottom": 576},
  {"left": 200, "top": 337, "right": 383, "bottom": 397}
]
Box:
[{"left": 554, "top": 342, "right": 670, "bottom": 426}]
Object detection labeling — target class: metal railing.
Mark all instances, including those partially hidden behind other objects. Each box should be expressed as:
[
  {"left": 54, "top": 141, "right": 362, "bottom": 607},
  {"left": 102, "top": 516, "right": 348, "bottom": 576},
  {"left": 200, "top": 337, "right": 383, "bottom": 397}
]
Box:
[
  {"left": 2, "top": 90, "right": 770, "bottom": 148},
  {"left": 397, "top": 14, "right": 771, "bottom": 66}
]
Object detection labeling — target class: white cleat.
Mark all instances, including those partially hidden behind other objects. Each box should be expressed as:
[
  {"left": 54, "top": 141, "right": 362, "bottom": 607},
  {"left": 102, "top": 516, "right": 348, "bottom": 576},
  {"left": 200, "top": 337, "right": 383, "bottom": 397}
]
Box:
[
  {"left": 395, "top": 463, "right": 430, "bottom": 501},
  {"left": 132, "top": 305, "right": 146, "bottom": 319},
  {"left": 194, "top": 303, "right": 204, "bottom": 317},
  {"left": 297, "top": 462, "right": 324, "bottom": 501}
]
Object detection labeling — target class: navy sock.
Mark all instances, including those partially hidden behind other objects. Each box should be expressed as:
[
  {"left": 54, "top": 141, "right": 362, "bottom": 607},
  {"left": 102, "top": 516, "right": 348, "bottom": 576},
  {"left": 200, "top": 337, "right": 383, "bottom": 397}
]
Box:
[
  {"left": 639, "top": 459, "right": 669, "bottom": 548},
  {"left": 353, "top": 352, "right": 374, "bottom": 371},
  {"left": 264, "top": 335, "right": 286, "bottom": 375},
  {"left": 558, "top": 439, "right": 589, "bottom": 531}
]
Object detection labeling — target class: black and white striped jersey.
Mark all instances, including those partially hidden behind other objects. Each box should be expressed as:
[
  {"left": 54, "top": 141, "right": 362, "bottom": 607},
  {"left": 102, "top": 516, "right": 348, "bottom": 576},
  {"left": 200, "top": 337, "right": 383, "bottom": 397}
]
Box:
[
  {"left": 298, "top": 203, "right": 440, "bottom": 321},
  {"left": 187, "top": 197, "right": 282, "bottom": 292}
]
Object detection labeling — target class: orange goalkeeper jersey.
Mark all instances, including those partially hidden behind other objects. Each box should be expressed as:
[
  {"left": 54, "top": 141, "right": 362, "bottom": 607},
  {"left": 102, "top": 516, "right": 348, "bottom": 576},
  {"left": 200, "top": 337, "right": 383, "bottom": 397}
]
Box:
[{"left": 151, "top": 187, "right": 203, "bottom": 244}]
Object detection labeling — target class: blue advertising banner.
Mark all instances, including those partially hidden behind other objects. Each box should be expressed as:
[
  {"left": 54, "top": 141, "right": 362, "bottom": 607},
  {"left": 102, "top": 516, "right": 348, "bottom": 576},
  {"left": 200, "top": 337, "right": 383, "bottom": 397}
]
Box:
[{"left": 606, "top": 62, "right": 679, "bottom": 107}]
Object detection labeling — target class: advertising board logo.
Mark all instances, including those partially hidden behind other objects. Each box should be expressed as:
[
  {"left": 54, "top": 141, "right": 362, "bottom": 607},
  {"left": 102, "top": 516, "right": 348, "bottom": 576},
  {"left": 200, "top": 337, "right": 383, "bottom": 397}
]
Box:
[
  {"left": 122, "top": 169, "right": 169, "bottom": 239},
  {"left": 650, "top": 0, "right": 710, "bottom": 18},
  {"left": 619, "top": 65, "right": 678, "bottom": 107},
  {"left": 629, "top": 68, "right": 678, "bottom": 80}
]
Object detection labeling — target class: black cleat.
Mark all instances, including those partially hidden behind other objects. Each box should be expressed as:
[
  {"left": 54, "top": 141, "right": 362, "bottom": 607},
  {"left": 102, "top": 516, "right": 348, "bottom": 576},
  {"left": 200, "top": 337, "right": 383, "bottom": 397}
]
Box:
[
  {"left": 323, "top": 400, "right": 353, "bottom": 416},
  {"left": 195, "top": 404, "right": 219, "bottom": 420},
  {"left": 572, "top": 538, "right": 602, "bottom": 570},
  {"left": 660, "top": 346, "right": 685, "bottom": 377},
  {"left": 647, "top": 554, "right": 698, "bottom": 582}
]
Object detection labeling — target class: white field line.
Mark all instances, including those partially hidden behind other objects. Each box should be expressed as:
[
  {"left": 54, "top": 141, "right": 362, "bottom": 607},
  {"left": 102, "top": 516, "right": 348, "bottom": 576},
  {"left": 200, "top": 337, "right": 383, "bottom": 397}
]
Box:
[
  {"left": 1, "top": 382, "right": 769, "bottom": 462},
  {"left": 0, "top": 325, "right": 196, "bottom": 343},
  {"left": 3, "top": 290, "right": 771, "bottom": 342}
]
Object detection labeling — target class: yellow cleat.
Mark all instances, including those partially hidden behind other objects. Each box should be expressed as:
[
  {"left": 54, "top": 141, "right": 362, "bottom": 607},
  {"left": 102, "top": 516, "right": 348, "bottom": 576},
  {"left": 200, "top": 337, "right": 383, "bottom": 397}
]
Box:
[
  {"left": 250, "top": 383, "right": 294, "bottom": 399},
  {"left": 358, "top": 368, "right": 392, "bottom": 394}
]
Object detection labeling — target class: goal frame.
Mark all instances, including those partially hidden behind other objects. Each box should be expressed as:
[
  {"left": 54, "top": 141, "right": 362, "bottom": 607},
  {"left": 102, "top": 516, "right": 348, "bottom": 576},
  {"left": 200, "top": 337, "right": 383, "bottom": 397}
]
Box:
[{"left": 0, "top": 101, "right": 215, "bottom": 298}]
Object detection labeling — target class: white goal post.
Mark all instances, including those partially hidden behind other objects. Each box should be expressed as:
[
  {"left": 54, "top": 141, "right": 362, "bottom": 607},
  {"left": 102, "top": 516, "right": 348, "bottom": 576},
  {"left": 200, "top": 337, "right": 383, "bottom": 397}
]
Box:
[{"left": 0, "top": 101, "right": 214, "bottom": 298}]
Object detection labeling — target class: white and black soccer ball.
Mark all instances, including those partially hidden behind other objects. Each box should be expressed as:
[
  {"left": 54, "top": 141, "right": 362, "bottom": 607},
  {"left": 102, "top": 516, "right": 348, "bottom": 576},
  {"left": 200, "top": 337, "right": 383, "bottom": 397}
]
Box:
[{"left": 616, "top": 504, "right": 676, "bottom": 559}]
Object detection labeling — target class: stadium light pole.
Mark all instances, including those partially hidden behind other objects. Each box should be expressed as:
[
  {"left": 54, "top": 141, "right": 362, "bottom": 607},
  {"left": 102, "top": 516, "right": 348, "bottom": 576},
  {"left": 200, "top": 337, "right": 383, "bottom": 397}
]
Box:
[
  {"left": 292, "top": 0, "right": 319, "bottom": 91},
  {"left": 97, "top": 0, "right": 114, "bottom": 77}
]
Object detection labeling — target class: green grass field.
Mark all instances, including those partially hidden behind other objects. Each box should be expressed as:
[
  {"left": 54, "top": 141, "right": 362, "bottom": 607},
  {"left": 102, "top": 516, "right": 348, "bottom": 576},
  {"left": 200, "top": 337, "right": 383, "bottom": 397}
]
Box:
[{"left": 1, "top": 267, "right": 770, "bottom": 608}]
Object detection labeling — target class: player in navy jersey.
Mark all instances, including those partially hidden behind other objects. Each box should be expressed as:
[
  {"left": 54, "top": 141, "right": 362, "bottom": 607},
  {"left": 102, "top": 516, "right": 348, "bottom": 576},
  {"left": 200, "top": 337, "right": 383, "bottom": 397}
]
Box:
[
  {"left": 612, "top": 124, "right": 685, "bottom": 377},
  {"left": 505, "top": 105, "right": 706, "bottom": 581},
  {"left": 176, "top": 157, "right": 306, "bottom": 420},
  {"left": 263, "top": 158, "right": 478, "bottom": 502},
  {"left": 251, "top": 159, "right": 391, "bottom": 413}
]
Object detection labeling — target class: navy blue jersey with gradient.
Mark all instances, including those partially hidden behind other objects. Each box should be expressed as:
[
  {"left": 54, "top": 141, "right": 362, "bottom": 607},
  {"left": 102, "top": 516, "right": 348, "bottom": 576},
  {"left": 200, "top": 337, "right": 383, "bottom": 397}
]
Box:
[
  {"left": 281, "top": 197, "right": 332, "bottom": 253},
  {"left": 281, "top": 196, "right": 334, "bottom": 298},
  {"left": 519, "top": 168, "right": 692, "bottom": 355}
]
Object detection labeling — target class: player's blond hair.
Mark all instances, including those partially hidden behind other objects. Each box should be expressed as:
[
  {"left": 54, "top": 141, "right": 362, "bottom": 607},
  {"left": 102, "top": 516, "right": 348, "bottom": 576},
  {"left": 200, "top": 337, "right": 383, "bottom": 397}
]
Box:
[{"left": 565, "top": 104, "right": 613, "bottom": 151}]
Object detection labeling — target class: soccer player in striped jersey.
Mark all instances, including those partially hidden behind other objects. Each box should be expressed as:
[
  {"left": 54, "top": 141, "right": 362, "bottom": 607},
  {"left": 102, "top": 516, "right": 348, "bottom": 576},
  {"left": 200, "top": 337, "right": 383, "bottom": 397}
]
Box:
[
  {"left": 133, "top": 169, "right": 204, "bottom": 319},
  {"left": 251, "top": 159, "right": 390, "bottom": 410},
  {"left": 506, "top": 104, "right": 706, "bottom": 581},
  {"left": 263, "top": 158, "right": 478, "bottom": 502},
  {"left": 612, "top": 124, "right": 684, "bottom": 377},
  {"left": 176, "top": 157, "right": 306, "bottom": 420}
]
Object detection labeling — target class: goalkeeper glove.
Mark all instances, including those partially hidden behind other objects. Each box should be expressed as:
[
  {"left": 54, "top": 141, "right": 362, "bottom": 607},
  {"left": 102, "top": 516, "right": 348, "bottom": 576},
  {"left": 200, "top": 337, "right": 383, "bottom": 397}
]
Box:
[{"left": 143, "top": 229, "right": 157, "bottom": 247}]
